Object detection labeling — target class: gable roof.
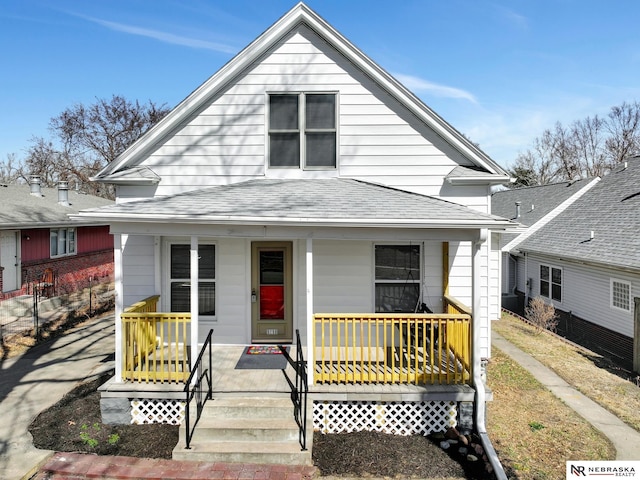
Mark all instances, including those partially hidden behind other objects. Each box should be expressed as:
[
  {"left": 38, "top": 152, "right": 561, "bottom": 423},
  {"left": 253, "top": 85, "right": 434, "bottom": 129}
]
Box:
[
  {"left": 76, "top": 178, "right": 515, "bottom": 230},
  {"left": 93, "top": 2, "right": 510, "bottom": 184},
  {"left": 517, "top": 158, "right": 640, "bottom": 272},
  {"left": 0, "top": 184, "right": 114, "bottom": 229},
  {"left": 492, "top": 178, "right": 599, "bottom": 248}
]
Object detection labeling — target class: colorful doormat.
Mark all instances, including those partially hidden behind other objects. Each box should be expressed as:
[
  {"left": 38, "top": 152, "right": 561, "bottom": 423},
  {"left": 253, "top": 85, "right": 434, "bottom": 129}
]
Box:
[
  {"left": 235, "top": 346, "right": 290, "bottom": 370},
  {"left": 246, "top": 345, "right": 285, "bottom": 355}
]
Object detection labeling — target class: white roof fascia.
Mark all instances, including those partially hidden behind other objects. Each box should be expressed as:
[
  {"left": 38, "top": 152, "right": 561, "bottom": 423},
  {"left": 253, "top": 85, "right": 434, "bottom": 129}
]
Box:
[
  {"left": 503, "top": 177, "right": 601, "bottom": 253},
  {"left": 96, "top": 2, "right": 508, "bottom": 181},
  {"left": 72, "top": 212, "right": 516, "bottom": 230},
  {"left": 446, "top": 175, "right": 513, "bottom": 186}
]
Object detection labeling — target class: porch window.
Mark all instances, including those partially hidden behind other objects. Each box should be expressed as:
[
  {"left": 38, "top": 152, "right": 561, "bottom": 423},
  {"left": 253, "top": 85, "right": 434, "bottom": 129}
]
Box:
[
  {"left": 170, "top": 244, "right": 216, "bottom": 316},
  {"left": 50, "top": 227, "right": 76, "bottom": 257},
  {"left": 374, "top": 244, "right": 420, "bottom": 313},
  {"left": 540, "top": 264, "right": 562, "bottom": 302},
  {"left": 611, "top": 278, "right": 631, "bottom": 311},
  {"left": 268, "top": 93, "right": 336, "bottom": 169}
]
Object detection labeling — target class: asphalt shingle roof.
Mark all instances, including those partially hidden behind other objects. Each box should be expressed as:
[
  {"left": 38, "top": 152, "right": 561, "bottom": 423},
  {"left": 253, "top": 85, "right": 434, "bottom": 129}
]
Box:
[
  {"left": 79, "top": 178, "right": 513, "bottom": 228},
  {"left": 517, "top": 158, "right": 640, "bottom": 271},
  {"left": 492, "top": 178, "right": 595, "bottom": 246},
  {"left": 0, "top": 184, "right": 113, "bottom": 228}
]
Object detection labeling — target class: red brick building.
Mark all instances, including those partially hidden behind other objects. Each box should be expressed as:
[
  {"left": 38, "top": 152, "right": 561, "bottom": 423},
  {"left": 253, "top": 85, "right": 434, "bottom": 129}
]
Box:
[{"left": 0, "top": 177, "right": 114, "bottom": 299}]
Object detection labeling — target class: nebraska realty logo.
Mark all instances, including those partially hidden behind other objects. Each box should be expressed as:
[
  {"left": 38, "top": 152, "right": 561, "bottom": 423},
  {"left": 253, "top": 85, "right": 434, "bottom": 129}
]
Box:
[{"left": 567, "top": 462, "right": 640, "bottom": 478}]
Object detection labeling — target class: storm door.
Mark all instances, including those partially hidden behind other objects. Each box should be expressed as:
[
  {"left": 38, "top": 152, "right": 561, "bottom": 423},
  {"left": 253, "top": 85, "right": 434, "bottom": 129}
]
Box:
[
  {"left": 251, "top": 242, "right": 292, "bottom": 343},
  {"left": 0, "top": 230, "right": 19, "bottom": 292}
]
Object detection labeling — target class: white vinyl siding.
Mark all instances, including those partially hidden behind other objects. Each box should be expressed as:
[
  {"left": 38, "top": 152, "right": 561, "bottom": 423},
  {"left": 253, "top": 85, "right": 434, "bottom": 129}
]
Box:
[
  {"left": 121, "top": 235, "right": 156, "bottom": 307},
  {"left": 312, "top": 240, "right": 372, "bottom": 313},
  {"left": 526, "top": 254, "right": 637, "bottom": 337},
  {"left": 135, "top": 25, "right": 480, "bottom": 208}
]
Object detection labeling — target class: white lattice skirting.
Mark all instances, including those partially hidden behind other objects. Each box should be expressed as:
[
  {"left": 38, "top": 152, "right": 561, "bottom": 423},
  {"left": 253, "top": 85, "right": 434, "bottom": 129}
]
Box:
[
  {"left": 313, "top": 400, "right": 458, "bottom": 436},
  {"left": 131, "top": 399, "right": 185, "bottom": 425}
]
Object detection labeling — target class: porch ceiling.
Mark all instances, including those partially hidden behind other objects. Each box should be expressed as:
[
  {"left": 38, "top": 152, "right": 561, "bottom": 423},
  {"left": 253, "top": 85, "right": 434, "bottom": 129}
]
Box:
[{"left": 76, "top": 178, "right": 516, "bottom": 230}]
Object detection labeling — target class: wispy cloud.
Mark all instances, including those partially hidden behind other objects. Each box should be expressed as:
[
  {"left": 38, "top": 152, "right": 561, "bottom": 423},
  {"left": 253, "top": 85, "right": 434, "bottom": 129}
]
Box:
[
  {"left": 394, "top": 73, "right": 478, "bottom": 104},
  {"left": 493, "top": 5, "right": 528, "bottom": 30},
  {"left": 79, "top": 15, "right": 238, "bottom": 54}
]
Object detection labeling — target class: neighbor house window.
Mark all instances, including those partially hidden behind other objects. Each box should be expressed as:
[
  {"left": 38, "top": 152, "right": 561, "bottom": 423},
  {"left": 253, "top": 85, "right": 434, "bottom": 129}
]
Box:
[
  {"left": 50, "top": 228, "right": 76, "bottom": 257},
  {"left": 170, "top": 244, "right": 216, "bottom": 317},
  {"left": 374, "top": 244, "right": 420, "bottom": 313},
  {"left": 268, "top": 93, "right": 336, "bottom": 169},
  {"left": 611, "top": 279, "right": 631, "bottom": 311},
  {"left": 540, "top": 264, "right": 562, "bottom": 302}
]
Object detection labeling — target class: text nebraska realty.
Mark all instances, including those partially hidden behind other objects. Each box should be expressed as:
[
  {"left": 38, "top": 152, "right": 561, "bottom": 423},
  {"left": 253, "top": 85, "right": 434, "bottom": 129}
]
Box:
[{"left": 571, "top": 464, "right": 636, "bottom": 477}]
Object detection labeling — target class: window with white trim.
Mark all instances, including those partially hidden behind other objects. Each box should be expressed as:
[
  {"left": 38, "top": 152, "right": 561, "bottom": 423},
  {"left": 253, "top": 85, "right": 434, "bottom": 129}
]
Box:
[
  {"left": 540, "top": 264, "right": 562, "bottom": 302},
  {"left": 611, "top": 278, "right": 631, "bottom": 311},
  {"left": 169, "top": 244, "right": 216, "bottom": 317},
  {"left": 50, "top": 228, "right": 76, "bottom": 257},
  {"left": 268, "top": 93, "right": 337, "bottom": 169},
  {"left": 374, "top": 244, "right": 420, "bottom": 313}
]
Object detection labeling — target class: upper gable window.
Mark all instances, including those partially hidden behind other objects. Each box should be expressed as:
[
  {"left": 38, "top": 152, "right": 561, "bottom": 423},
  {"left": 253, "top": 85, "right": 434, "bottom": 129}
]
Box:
[{"left": 268, "top": 93, "right": 336, "bottom": 169}]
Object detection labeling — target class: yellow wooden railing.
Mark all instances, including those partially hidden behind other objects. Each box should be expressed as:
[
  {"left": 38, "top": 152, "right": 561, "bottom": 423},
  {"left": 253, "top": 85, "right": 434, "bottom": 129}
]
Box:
[
  {"left": 122, "top": 295, "right": 191, "bottom": 383},
  {"left": 443, "top": 294, "right": 473, "bottom": 316},
  {"left": 313, "top": 312, "right": 471, "bottom": 385}
]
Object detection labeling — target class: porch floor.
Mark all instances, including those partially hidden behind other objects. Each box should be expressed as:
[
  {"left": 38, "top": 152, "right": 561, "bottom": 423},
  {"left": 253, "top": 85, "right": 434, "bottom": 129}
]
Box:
[
  {"left": 105, "top": 345, "right": 477, "bottom": 403},
  {"left": 210, "top": 345, "right": 476, "bottom": 403}
]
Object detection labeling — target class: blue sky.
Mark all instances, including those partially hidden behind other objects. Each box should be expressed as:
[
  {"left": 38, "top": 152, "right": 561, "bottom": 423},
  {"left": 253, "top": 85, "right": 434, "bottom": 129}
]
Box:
[{"left": 1, "top": 1, "right": 639, "bottom": 170}]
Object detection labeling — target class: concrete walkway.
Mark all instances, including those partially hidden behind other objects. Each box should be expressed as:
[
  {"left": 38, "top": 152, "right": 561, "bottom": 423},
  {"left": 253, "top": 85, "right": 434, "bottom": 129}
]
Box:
[
  {"left": 0, "top": 314, "right": 116, "bottom": 480},
  {"left": 493, "top": 331, "right": 640, "bottom": 460}
]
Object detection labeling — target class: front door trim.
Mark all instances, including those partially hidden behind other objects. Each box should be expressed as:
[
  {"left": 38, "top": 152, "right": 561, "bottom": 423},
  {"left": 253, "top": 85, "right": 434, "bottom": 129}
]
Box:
[{"left": 251, "top": 241, "right": 293, "bottom": 343}]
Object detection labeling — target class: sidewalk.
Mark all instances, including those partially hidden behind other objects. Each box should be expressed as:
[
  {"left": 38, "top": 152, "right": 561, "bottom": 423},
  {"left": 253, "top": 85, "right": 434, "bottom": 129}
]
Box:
[
  {"left": 493, "top": 331, "right": 640, "bottom": 460},
  {"left": 0, "top": 314, "right": 116, "bottom": 480}
]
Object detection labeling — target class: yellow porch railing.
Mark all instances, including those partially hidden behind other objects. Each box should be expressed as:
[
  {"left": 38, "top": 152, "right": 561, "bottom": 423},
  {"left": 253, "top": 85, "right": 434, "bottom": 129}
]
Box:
[
  {"left": 444, "top": 294, "right": 473, "bottom": 316},
  {"left": 122, "top": 295, "right": 191, "bottom": 383},
  {"left": 313, "top": 313, "right": 471, "bottom": 385}
]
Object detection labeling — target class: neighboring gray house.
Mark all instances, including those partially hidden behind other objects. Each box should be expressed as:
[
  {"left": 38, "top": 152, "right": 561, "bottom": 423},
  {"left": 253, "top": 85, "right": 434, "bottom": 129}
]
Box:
[
  {"left": 515, "top": 158, "right": 640, "bottom": 371},
  {"left": 491, "top": 178, "right": 599, "bottom": 313}
]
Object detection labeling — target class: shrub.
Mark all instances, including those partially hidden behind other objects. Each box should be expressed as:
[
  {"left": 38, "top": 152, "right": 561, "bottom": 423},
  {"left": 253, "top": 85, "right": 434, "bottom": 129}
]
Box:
[{"left": 525, "top": 297, "right": 558, "bottom": 334}]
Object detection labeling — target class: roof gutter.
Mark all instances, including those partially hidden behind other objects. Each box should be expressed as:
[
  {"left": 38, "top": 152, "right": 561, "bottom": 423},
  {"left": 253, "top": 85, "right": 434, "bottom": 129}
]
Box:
[
  {"left": 70, "top": 212, "right": 518, "bottom": 230},
  {"left": 446, "top": 175, "right": 514, "bottom": 186}
]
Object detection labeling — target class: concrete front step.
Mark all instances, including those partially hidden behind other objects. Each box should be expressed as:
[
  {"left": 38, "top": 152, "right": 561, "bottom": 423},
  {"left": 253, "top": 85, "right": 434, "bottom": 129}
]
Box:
[
  {"left": 186, "top": 416, "right": 299, "bottom": 442},
  {"left": 173, "top": 396, "right": 311, "bottom": 466},
  {"left": 204, "top": 397, "right": 294, "bottom": 418},
  {"left": 172, "top": 440, "right": 312, "bottom": 465}
]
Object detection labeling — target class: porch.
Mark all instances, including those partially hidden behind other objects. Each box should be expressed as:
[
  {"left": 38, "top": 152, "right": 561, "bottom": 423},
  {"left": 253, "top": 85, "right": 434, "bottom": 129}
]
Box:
[{"left": 117, "top": 294, "right": 473, "bottom": 389}]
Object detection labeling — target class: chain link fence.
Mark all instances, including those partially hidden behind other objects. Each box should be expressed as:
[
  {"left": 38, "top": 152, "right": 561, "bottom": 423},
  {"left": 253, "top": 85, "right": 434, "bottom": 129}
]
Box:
[{"left": 0, "top": 277, "right": 114, "bottom": 344}]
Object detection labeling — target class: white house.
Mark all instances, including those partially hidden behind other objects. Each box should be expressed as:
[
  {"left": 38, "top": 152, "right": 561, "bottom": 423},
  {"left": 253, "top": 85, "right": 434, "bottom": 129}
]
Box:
[
  {"left": 76, "top": 2, "right": 515, "bottom": 468},
  {"left": 491, "top": 178, "right": 599, "bottom": 313},
  {"left": 515, "top": 158, "right": 640, "bottom": 372}
]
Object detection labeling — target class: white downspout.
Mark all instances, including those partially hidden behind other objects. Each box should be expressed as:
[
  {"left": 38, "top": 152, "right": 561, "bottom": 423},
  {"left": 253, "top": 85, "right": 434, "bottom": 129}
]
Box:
[
  {"left": 114, "top": 234, "right": 125, "bottom": 382},
  {"left": 306, "top": 237, "right": 314, "bottom": 381},
  {"left": 473, "top": 231, "right": 507, "bottom": 479},
  {"left": 190, "top": 237, "right": 199, "bottom": 370}
]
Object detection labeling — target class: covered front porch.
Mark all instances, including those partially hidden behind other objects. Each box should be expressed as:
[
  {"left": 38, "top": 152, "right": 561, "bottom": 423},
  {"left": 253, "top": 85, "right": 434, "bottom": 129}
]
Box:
[{"left": 116, "top": 293, "right": 473, "bottom": 388}]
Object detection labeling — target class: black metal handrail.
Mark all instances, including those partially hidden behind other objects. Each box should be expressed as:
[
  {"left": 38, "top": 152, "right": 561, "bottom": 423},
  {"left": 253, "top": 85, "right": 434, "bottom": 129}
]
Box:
[
  {"left": 280, "top": 329, "right": 308, "bottom": 451},
  {"left": 183, "top": 328, "right": 214, "bottom": 449}
]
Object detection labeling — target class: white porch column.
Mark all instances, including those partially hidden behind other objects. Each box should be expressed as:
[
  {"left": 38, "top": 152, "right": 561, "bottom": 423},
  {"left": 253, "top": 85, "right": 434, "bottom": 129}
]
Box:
[
  {"left": 114, "top": 234, "right": 125, "bottom": 382},
  {"left": 190, "top": 236, "right": 199, "bottom": 369},
  {"left": 306, "top": 237, "right": 314, "bottom": 382}
]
